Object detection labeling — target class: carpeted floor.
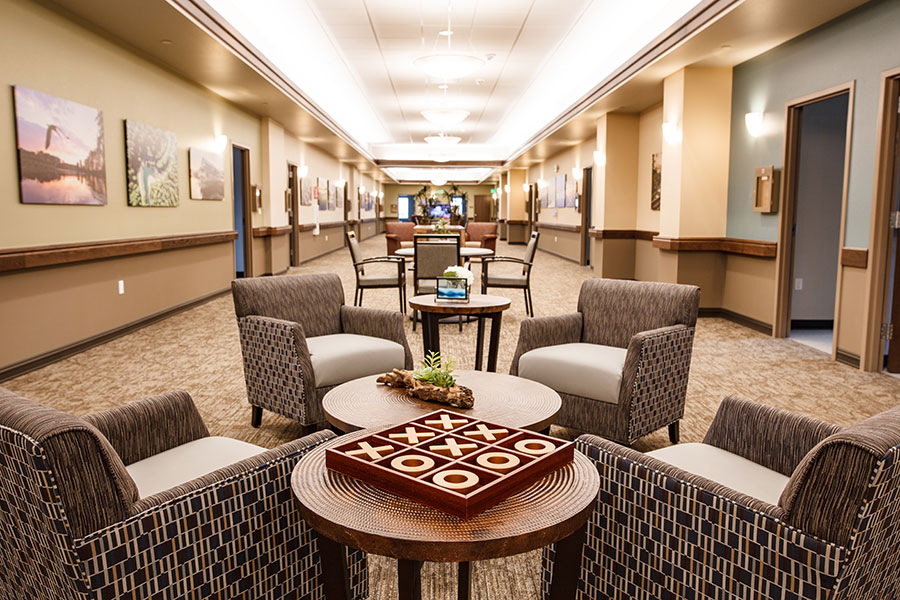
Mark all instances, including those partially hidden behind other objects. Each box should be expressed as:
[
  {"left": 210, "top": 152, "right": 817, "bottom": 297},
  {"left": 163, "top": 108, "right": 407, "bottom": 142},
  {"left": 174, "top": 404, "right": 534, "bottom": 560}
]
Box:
[{"left": 5, "top": 235, "right": 900, "bottom": 598}]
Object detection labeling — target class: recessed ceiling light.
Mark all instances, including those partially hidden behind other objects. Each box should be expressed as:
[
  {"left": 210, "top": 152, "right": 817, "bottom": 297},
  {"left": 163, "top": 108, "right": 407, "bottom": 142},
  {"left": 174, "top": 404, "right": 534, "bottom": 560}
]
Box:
[
  {"left": 438, "top": 84, "right": 449, "bottom": 90},
  {"left": 414, "top": 54, "right": 484, "bottom": 80},
  {"left": 161, "top": 39, "right": 172, "bottom": 45},
  {"left": 439, "top": 29, "right": 453, "bottom": 37},
  {"left": 421, "top": 109, "right": 470, "bottom": 128},
  {"left": 424, "top": 134, "right": 461, "bottom": 146}
]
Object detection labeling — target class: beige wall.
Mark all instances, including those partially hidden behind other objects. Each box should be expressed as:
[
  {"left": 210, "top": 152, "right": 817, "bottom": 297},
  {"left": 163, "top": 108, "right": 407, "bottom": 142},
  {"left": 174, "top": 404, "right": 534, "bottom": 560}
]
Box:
[
  {"left": 529, "top": 141, "right": 594, "bottom": 228},
  {"left": 0, "top": 0, "right": 262, "bottom": 250},
  {"left": 721, "top": 254, "right": 776, "bottom": 326},
  {"left": 537, "top": 227, "right": 581, "bottom": 262}
]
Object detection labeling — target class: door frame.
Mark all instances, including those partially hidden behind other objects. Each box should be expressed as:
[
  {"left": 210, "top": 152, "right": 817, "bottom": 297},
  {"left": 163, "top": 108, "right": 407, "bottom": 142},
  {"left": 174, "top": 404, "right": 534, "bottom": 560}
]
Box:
[
  {"left": 862, "top": 66, "right": 900, "bottom": 371},
  {"left": 233, "top": 144, "right": 253, "bottom": 278},
  {"left": 580, "top": 166, "right": 592, "bottom": 266},
  {"left": 773, "top": 82, "right": 855, "bottom": 362},
  {"left": 287, "top": 163, "right": 300, "bottom": 267}
]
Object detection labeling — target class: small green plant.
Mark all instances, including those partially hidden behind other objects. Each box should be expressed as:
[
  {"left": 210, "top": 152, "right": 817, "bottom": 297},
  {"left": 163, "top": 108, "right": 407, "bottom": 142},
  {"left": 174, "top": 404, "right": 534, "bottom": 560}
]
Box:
[
  {"left": 413, "top": 351, "right": 457, "bottom": 388},
  {"left": 433, "top": 217, "right": 451, "bottom": 234}
]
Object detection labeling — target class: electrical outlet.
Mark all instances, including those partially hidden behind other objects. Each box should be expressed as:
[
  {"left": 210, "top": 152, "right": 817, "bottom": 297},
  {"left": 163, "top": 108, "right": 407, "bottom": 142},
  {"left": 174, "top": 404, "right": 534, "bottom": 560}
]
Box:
[
  {"left": 554, "top": 236, "right": 558, "bottom": 243},
  {"left": 117, "top": 280, "right": 125, "bottom": 295},
  {"left": 794, "top": 278, "right": 803, "bottom": 291},
  {"left": 325, "top": 235, "right": 329, "bottom": 241}
]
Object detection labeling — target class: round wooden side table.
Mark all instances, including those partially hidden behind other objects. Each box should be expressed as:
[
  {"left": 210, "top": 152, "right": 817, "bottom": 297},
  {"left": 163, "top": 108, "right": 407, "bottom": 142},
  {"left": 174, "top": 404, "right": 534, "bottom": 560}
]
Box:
[
  {"left": 291, "top": 430, "right": 600, "bottom": 600},
  {"left": 322, "top": 370, "right": 561, "bottom": 433},
  {"left": 408, "top": 294, "right": 510, "bottom": 372}
]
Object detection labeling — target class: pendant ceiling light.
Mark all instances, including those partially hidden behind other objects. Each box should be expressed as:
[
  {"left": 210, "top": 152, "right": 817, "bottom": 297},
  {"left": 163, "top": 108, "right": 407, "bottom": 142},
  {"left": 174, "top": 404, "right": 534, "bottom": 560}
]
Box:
[
  {"left": 421, "top": 108, "right": 470, "bottom": 128},
  {"left": 430, "top": 175, "right": 448, "bottom": 186},
  {"left": 424, "top": 133, "right": 461, "bottom": 146},
  {"left": 414, "top": 54, "right": 483, "bottom": 81}
]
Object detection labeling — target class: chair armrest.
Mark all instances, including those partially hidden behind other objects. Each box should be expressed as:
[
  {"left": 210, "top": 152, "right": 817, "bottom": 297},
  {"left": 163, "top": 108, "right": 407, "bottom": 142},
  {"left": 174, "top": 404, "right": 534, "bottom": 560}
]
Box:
[
  {"left": 703, "top": 395, "right": 842, "bottom": 477},
  {"left": 509, "top": 313, "right": 583, "bottom": 375},
  {"left": 341, "top": 305, "right": 414, "bottom": 369},
  {"left": 358, "top": 256, "right": 404, "bottom": 265},
  {"left": 618, "top": 325, "right": 694, "bottom": 442},
  {"left": 482, "top": 256, "right": 525, "bottom": 263},
  {"left": 482, "top": 234, "right": 498, "bottom": 241},
  {"left": 84, "top": 391, "right": 209, "bottom": 466},
  {"left": 77, "top": 430, "right": 367, "bottom": 600},
  {"left": 385, "top": 233, "right": 399, "bottom": 240},
  {"left": 237, "top": 315, "right": 317, "bottom": 423}
]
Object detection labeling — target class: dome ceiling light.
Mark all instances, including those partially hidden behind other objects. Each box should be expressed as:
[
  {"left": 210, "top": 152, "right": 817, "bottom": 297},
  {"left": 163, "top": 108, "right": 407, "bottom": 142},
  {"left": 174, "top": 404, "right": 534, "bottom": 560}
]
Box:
[
  {"left": 424, "top": 133, "right": 461, "bottom": 146},
  {"left": 430, "top": 175, "right": 448, "bottom": 186},
  {"left": 421, "top": 108, "right": 470, "bottom": 128}
]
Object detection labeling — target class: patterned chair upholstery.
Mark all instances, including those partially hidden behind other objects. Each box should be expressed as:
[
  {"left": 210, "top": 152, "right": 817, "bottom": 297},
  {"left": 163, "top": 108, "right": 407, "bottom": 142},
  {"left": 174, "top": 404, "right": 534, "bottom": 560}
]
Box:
[
  {"left": 464, "top": 222, "right": 498, "bottom": 251},
  {"left": 0, "top": 386, "right": 368, "bottom": 600},
  {"left": 385, "top": 221, "right": 415, "bottom": 255},
  {"left": 510, "top": 278, "right": 700, "bottom": 445},
  {"left": 232, "top": 272, "right": 413, "bottom": 429},
  {"left": 542, "top": 396, "right": 900, "bottom": 600}
]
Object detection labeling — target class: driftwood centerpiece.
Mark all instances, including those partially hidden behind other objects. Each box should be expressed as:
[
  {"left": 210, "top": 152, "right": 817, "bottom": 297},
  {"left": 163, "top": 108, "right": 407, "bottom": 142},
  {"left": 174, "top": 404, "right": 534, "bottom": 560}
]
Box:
[{"left": 377, "top": 369, "right": 475, "bottom": 409}]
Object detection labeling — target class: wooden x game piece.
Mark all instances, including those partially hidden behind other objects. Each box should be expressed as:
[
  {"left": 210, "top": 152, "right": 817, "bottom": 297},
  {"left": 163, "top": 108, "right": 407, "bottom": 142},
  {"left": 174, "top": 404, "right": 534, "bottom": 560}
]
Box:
[
  {"left": 430, "top": 437, "right": 478, "bottom": 457},
  {"left": 463, "top": 424, "right": 508, "bottom": 442},
  {"left": 388, "top": 427, "right": 436, "bottom": 444},
  {"left": 346, "top": 441, "right": 394, "bottom": 460},
  {"left": 424, "top": 414, "right": 468, "bottom": 431}
]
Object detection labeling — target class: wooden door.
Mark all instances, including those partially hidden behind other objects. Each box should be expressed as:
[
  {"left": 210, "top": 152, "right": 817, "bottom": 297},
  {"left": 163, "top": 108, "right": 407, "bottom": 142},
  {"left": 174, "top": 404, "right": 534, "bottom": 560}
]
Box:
[
  {"left": 886, "top": 106, "right": 900, "bottom": 372},
  {"left": 474, "top": 195, "right": 491, "bottom": 222}
]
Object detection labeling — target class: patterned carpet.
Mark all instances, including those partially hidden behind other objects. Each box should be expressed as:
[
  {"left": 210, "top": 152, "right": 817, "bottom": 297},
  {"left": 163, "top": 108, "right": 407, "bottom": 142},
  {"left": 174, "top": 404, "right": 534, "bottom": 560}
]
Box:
[{"left": 5, "top": 235, "right": 900, "bottom": 599}]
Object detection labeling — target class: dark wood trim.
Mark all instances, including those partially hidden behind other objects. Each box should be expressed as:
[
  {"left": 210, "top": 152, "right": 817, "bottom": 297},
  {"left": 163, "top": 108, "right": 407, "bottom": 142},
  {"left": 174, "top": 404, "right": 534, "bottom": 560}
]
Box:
[
  {"left": 251, "top": 225, "right": 292, "bottom": 238},
  {"left": 652, "top": 236, "right": 777, "bottom": 258},
  {"left": 835, "top": 349, "right": 860, "bottom": 368},
  {"left": 0, "top": 288, "right": 229, "bottom": 382},
  {"left": 0, "top": 231, "right": 238, "bottom": 274},
  {"left": 840, "top": 247, "right": 868, "bottom": 269},
  {"left": 698, "top": 308, "right": 772, "bottom": 334},
  {"left": 588, "top": 229, "right": 658, "bottom": 240},
  {"left": 537, "top": 247, "right": 580, "bottom": 263},
  {"left": 346, "top": 219, "right": 359, "bottom": 225},
  {"left": 497, "top": 219, "right": 507, "bottom": 223},
  {"left": 361, "top": 218, "right": 377, "bottom": 224},
  {"left": 506, "top": 219, "right": 529, "bottom": 225},
  {"left": 536, "top": 223, "right": 581, "bottom": 233}
]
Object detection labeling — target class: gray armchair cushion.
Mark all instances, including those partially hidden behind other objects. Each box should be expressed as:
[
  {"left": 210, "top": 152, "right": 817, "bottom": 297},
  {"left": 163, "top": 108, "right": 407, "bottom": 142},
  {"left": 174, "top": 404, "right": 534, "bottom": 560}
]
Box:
[
  {"left": 578, "top": 278, "right": 700, "bottom": 348},
  {"left": 232, "top": 273, "right": 344, "bottom": 339},
  {"left": 509, "top": 312, "right": 583, "bottom": 376},
  {"left": 0, "top": 387, "right": 138, "bottom": 539},
  {"left": 307, "top": 333, "right": 406, "bottom": 387},
  {"left": 517, "top": 342, "right": 626, "bottom": 404}
]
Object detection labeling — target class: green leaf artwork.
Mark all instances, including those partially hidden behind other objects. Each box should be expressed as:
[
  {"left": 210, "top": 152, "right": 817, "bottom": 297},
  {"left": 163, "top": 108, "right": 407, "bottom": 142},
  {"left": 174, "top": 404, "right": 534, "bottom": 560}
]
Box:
[
  {"left": 125, "top": 119, "right": 179, "bottom": 207},
  {"left": 413, "top": 351, "right": 457, "bottom": 388}
]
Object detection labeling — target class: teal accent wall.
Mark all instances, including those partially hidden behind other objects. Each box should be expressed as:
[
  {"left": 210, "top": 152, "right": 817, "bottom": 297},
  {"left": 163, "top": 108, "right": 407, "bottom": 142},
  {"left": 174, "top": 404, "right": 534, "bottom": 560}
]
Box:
[{"left": 726, "top": 0, "right": 900, "bottom": 247}]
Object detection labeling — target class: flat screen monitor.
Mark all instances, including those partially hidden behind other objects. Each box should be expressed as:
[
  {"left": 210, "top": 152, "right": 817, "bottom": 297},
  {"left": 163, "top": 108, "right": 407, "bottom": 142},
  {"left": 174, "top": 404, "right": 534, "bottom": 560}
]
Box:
[{"left": 428, "top": 204, "right": 451, "bottom": 219}]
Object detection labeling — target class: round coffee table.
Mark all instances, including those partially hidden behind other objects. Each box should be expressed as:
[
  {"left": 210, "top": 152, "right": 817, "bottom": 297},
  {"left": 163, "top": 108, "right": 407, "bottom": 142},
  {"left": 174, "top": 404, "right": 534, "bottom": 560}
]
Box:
[
  {"left": 323, "top": 370, "right": 561, "bottom": 433},
  {"left": 291, "top": 429, "right": 600, "bottom": 600},
  {"left": 408, "top": 294, "right": 510, "bottom": 372}
]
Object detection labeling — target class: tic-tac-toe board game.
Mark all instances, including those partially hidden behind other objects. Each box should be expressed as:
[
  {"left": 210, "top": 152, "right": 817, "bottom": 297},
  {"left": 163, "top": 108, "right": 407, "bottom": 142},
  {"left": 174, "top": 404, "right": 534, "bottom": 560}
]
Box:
[{"left": 325, "top": 409, "right": 574, "bottom": 519}]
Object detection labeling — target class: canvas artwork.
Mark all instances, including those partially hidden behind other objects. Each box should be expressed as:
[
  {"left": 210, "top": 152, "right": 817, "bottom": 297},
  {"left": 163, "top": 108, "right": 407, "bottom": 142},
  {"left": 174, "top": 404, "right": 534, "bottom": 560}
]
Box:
[
  {"left": 301, "top": 177, "right": 313, "bottom": 206},
  {"left": 125, "top": 119, "right": 178, "bottom": 207},
  {"left": 189, "top": 147, "right": 224, "bottom": 200},
  {"left": 545, "top": 181, "right": 554, "bottom": 208},
  {"left": 13, "top": 85, "right": 107, "bottom": 205},
  {"left": 651, "top": 152, "right": 662, "bottom": 211},
  {"left": 565, "top": 179, "right": 577, "bottom": 208},
  {"left": 327, "top": 181, "right": 336, "bottom": 211},
  {"left": 317, "top": 178, "right": 328, "bottom": 210},
  {"left": 335, "top": 184, "right": 343, "bottom": 208},
  {"left": 555, "top": 174, "right": 566, "bottom": 208}
]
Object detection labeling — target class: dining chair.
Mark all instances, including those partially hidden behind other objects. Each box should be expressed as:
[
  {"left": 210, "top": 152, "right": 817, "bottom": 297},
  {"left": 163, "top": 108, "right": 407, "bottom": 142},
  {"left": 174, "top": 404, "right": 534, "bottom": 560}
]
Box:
[
  {"left": 481, "top": 231, "right": 540, "bottom": 317},
  {"left": 346, "top": 230, "right": 406, "bottom": 313},
  {"left": 412, "top": 234, "right": 461, "bottom": 332}
]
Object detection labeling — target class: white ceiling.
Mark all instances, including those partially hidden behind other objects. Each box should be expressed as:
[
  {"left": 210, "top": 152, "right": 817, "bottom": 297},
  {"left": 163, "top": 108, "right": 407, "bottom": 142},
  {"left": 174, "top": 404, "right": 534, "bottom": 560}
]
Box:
[{"left": 203, "top": 0, "right": 704, "bottom": 171}]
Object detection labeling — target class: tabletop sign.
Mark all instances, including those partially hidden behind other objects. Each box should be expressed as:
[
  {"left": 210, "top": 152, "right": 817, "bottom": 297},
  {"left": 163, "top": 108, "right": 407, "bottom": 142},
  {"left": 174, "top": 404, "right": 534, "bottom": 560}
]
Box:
[{"left": 325, "top": 409, "right": 574, "bottom": 519}]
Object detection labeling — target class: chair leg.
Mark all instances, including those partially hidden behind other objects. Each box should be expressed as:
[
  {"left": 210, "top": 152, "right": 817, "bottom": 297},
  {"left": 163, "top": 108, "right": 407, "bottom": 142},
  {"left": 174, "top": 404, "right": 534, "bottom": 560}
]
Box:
[
  {"left": 668, "top": 421, "right": 680, "bottom": 444},
  {"left": 358, "top": 288, "right": 363, "bottom": 306},
  {"left": 528, "top": 287, "right": 535, "bottom": 317},
  {"left": 458, "top": 314, "right": 463, "bottom": 332},
  {"left": 413, "top": 309, "right": 417, "bottom": 331},
  {"left": 354, "top": 287, "right": 359, "bottom": 306},
  {"left": 251, "top": 406, "right": 262, "bottom": 428}
]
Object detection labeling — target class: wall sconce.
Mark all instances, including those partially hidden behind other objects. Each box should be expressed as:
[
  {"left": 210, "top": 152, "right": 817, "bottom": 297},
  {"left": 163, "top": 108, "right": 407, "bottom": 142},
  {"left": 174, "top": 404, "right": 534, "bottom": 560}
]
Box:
[
  {"left": 504, "top": 184, "right": 510, "bottom": 194},
  {"left": 662, "top": 121, "right": 682, "bottom": 145},
  {"left": 298, "top": 164, "right": 309, "bottom": 178},
  {"left": 336, "top": 179, "right": 346, "bottom": 188},
  {"left": 537, "top": 178, "right": 546, "bottom": 189},
  {"left": 379, "top": 191, "right": 384, "bottom": 199},
  {"left": 214, "top": 134, "right": 228, "bottom": 153},
  {"left": 745, "top": 112, "right": 764, "bottom": 138},
  {"left": 571, "top": 167, "right": 583, "bottom": 180},
  {"left": 491, "top": 192, "right": 498, "bottom": 200},
  {"left": 593, "top": 150, "right": 606, "bottom": 167},
  {"left": 252, "top": 185, "right": 262, "bottom": 213},
  {"left": 522, "top": 183, "right": 530, "bottom": 192}
]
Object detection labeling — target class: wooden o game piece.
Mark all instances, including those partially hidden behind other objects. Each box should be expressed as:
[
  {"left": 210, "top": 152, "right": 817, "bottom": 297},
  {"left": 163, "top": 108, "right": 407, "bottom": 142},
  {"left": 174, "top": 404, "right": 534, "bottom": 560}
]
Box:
[
  {"left": 346, "top": 441, "right": 394, "bottom": 460},
  {"left": 390, "top": 454, "right": 435, "bottom": 475},
  {"left": 463, "top": 424, "right": 508, "bottom": 442},
  {"left": 429, "top": 438, "right": 478, "bottom": 458},
  {"left": 475, "top": 451, "right": 521, "bottom": 474},
  {"left": 514, "top": 438, "right": 556, "bottom": 456},
  {"left": 424, "top": 414, "right": 468, "bottom": 431},
  {"left": 388, "top": 427, "right": 436, "bottom": 444},
  {"left": 433, "top": 469, "right": 479, "bottom": 492}
]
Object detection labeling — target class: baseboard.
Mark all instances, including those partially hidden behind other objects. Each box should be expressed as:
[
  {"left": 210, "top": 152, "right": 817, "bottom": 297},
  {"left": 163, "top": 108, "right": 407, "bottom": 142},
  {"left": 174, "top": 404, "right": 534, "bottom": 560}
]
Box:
[
  {"left": 836, "top": 349, "right": 861, "bottom": 368},
  {"left": 537, "top": 247, "right": 580, "bottom": 263},
  {"left": 0, "top": 288, "right": 230, "bottom": 383},
  {"left": 791, "top": 319, "right": 834, "bottom": 329},
  {"left": 698, "top": 308, "right": 772, "bottom": 334}
]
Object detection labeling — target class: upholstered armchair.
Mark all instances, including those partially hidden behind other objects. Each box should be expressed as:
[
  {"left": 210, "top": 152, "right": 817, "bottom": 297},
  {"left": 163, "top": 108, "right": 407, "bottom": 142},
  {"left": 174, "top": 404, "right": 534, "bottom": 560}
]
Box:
[
  {"left": 0, "top": 387, "right": 368, "bottom": 600},
  {"left": 542, "top": 396, "right": 900, "bottom": 599},
  {"left": 464, "top": 222, "right": 498, "bottom": 252},
  {"left": 385, "top": 221, "right": 415, "bottom": 255},
  {"left": 510, "top": 278, "right": 700, "bottom": 445},
  {"left": 232, "top": 273, "right": 413, "bottom": 429}
]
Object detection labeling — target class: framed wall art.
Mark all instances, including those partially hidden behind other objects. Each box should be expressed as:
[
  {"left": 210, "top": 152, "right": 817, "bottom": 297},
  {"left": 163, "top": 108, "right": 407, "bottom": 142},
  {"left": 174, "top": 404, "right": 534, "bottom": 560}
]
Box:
[
  {"left": 651, "top": 152, "right": 662, "bottom": 211},
  {"left": 125, "top": 119, "right": 178, "bottom": 207},
  {"left": 189, "top": 147, "right": 224, "bottom": 200}
]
